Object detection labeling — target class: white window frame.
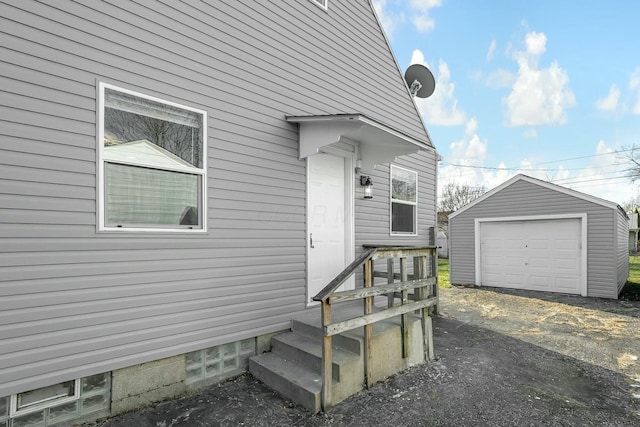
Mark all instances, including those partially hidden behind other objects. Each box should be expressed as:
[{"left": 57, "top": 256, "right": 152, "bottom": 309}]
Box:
[
  {"left": 97, "top": 82, "right": 207, "bottom": 232},
  {"left": 10, "top": 380, "right": 80, "bottom": 417},
  {"left": 310, "top": 0, "right": 328, "bottom": 10},
  {"left": 390, "top": 165, "right": 418, "bottom": 236}
]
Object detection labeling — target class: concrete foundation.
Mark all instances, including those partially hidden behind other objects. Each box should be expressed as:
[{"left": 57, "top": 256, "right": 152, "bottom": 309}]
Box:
[
  {"left": 365, "top": 313, "right": 425, "bottom": 385},
  {"left": 111, "top": 355, "right": 187, "bottom": 414}
]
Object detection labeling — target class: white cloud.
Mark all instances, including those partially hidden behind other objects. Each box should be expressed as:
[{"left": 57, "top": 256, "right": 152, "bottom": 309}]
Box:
[
  {"left": 555, "top": 140, "right": 635, "bottom": 204},
  {"left": 503, "top": 31, "right": 576, "bottom": 127},
  {"left": 439, "top": 134, "right": 637, "bottom": 209},
  {"left": 524, "top": 31, "right": 546, "bottom": 57},
  {"left": 486, "top": 39, "right": 497, "bottom": 62},
  {"left": 437, "top": 120, "right": 523, "bottom": 203},
  {"left": 408, "top": 0, "right": 442, "bottom": 33},
  {"left": 523, "top": 128, "right": 537, "bottom": 139},
  {"left": 411, "top": 49, "right": 467, "bottom": 126},
  {"left": 449, "top": 119, "right": 486, "bottom": 165},
  {"left": 409, "top": 0, "right": 443, "bottom": 8},
  {"left": 485, "top": 69, "right": 516, "bottom": 89},
  {"left": 630, "top": 67, "right": 640, "bottom": 115},
  {"left": 596, "top": 84, "right": 621, "bottom": 112},
  {"left": 373, "top": 0, "right": 442, "bottom": 37},
  {"left": 372, "top": 0, "right": 405, "bottom": 39},
  {"left": 412, "top": 14, "right": 436, "bottom": 32},
  {"left": 438, "top": 118, "right": 492, "bottom": 196}
]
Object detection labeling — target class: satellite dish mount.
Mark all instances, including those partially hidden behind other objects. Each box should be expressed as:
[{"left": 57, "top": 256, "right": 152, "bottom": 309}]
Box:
[
  {"left": 409, "top": 79, "right": 423, "bottom": 97},
  {"left": 404, "top": 64, "right": 436, "bottom": 99}
]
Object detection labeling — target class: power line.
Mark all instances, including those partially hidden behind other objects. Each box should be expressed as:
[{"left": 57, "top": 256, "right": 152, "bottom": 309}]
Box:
[
  {"left": 439, "top": 168, "right": 637, "bottom": 191},
  {"left": 443, "top": 161, "right": 626, "bottom": 173},
  {"left": 442, "top": 147, "right": 634, "bottom": 174},
  {"left": 552, "top": 169, "right": 631, "bottom": 183},
  {"left": 558, "top": 176, "right": 631, "bottom": 186}
]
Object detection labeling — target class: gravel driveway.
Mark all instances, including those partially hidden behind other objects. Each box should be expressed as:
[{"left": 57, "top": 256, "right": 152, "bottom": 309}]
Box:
[
  {"left": 89, "top": 287, "right": 640, "bottom": 426},
  {"left": 439, "top": 286, "right": 640, "bottom": 383}
]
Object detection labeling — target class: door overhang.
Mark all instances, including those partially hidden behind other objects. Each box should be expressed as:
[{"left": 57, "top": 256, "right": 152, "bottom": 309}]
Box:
[{"left": 287, "top": 114, "right": 430, "bottom": 170}]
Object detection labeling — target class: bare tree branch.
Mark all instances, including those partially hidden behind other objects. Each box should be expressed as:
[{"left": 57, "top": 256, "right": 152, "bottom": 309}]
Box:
[{"left": 439, "top": 183, "right": 486, "bottom": 212}]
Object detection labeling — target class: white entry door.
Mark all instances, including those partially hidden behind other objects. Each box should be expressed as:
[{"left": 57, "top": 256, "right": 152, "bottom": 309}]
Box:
[{"left": 307, "top": 152, "right": 353, "bottom": 305}]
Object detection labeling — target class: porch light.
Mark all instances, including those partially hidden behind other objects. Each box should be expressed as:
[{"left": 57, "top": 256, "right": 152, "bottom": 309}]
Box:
[{"left": 360, "top": 175, "right": 373, "bottom": 199}]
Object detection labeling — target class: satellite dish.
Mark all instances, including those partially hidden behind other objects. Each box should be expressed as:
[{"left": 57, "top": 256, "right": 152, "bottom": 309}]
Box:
[{"left": 404, "top": 64, "right": 436, "bottom": 98}]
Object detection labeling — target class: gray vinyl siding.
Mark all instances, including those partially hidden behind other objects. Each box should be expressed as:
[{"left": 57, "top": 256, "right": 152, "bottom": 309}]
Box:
[
  {"left": 355, "top": 150, "right": 437, "bottom": 248},
  {"left": 449, "top": 179, "right": 618, "bottom": 299},
  {"left": 0, "top": 0, "right": 432, "bottom": 397},
  {"left": 617, "top": 208, "right": 630, "bottom": 294},
  {"left": 354, "top": 149, "right": 438, "bottom": 281}
]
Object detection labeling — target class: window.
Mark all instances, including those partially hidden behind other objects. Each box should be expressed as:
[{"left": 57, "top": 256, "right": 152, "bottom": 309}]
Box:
[
  {"left": 3, "top": 374, "right": 111, "bottom": 426},
  {"left": 390, "top": 165, "right": 417, "bottom": 235},
  {"left": 310, "top": 0, "right": 328, "bottom": 10},
  {"left": 14, "top": 381, "right": 78, "bottom": 413},
  {"left": 98, "top": 83, "right": 207, "bottom": 231}
]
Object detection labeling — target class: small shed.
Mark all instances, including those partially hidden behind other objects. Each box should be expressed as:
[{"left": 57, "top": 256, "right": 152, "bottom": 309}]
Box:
[
  {"left": 437, "top": 230, "right": 449, "bottom": 258},
  {"left": 629, "top": 211, "right": 639, "bottom": 252},
  {"left": 449, "top": 174, "right": 629, "bottom": 299}
]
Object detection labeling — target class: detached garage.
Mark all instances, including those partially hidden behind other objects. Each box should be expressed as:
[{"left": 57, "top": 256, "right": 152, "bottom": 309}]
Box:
[{"left": 449, "top": 174, "right": 629, "bottom": 299}]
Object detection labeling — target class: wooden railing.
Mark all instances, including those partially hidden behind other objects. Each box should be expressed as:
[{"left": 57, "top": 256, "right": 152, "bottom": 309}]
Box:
[{"left": 312, "top": 245, "right": 438, "bottom": 411}]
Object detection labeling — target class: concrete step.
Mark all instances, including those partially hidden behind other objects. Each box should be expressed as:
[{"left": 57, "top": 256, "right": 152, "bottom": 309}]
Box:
[
  {"left": 291, "top": 318, "right": 362, "bottom": 355},
  {"left": 249, "top": 302, "right": 431, "bottom": 413},
  {"left": 249, "top": 352, "right": 325, "bottom": 413},
  {"left": 272, "top": 332, "right": 360, "bottom": 382}
]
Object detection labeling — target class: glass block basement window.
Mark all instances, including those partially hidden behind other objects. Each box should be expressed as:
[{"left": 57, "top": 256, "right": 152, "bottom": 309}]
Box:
[
  {"left": 186, "top": 338, "right": 255, "bottom": 384},
  {"left": 0, "top": 373, "right": 110, "bottom": 427}
]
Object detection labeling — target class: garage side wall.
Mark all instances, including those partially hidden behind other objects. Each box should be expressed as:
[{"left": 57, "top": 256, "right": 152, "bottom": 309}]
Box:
[
  {"left": 449, "top": 180, "right": 616, "bottom": 298},
  {"left": 617, "top": 208, "right": 630, "bottom": 295}
]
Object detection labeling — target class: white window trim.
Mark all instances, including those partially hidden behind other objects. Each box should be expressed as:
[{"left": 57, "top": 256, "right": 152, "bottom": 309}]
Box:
[
  {"left": 390, "top": 165, "right": 418, "bottom": 236},
  {"left": 97, "top": 81, "right": 207, "bottom": 233},
  {"left": 310, "top": 0, "right": 328, "bottom": 11},
  {"left": 10, "top": 380, "right": 80, "bottom": 417}
]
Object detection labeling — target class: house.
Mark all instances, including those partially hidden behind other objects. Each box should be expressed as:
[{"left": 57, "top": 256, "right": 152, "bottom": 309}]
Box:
[
  {"left": 449, "top": 174, "right": 629, "bottom": 299},
  {"left": 0, "top": 0, "right": 438, "bottom": 424}
]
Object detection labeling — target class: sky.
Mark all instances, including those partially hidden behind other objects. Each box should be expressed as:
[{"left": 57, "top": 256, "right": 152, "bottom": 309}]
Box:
[{"left": 373, "top": 0, "right": 640, "bottom": 209}]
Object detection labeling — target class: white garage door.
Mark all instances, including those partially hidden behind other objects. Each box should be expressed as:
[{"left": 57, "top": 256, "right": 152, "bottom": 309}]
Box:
[{"left": 480, "top": 218, "right": 583, "bottom": 294}]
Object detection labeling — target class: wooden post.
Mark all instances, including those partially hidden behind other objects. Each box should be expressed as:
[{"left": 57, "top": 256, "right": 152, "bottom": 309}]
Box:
[
  {"left": 413, "top": 256, "right": 423, "bottom": 282},
  {"left": 430, "top": 249, "right": 439, "bottom": 315},
  {"left": 399, "top": 257, "right": 409, "bottom": 358},
  {"left": 416, "top": 254, "right": 431, "bottom": 362},
  {"left": 321, "top": 299, "right": 332, "bottom": 411},
  {"left": 387, "top": 258, "right": 394, "bottom": 308},
  {"left": 421, "top": 310, "right": 434, "bottom": 361},
  {"left": 364, "top": 258, "right": 373, "bottom": 388}
]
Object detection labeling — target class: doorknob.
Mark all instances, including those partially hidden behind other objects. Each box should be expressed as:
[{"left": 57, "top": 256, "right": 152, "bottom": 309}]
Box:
[{"left": 310, "top": 233, "right": 315, "bottom": 248}]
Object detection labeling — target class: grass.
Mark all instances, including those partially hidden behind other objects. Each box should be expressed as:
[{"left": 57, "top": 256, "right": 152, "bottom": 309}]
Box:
[
  {"left": 622, "top": 255, "right": 640, "bottom": 301},
  {"left": 437, "top": 258, "right": 451, "bottom": 288},
  {"left": 438, "top": 256, "right": 640, "bottom": 301}
]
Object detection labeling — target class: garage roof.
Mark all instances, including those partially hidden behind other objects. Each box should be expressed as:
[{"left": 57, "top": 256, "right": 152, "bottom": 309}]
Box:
[{"left": 449, "top": 174, "right": 627, "bottom": 219}]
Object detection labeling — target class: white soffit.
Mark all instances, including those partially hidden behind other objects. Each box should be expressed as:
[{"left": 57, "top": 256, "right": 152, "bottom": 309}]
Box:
[{"left": 286, "top": 114, "right": 429, "bottom": 170}]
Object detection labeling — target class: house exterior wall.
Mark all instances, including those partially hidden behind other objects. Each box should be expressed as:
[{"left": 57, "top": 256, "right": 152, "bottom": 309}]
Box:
[
  {"left": 353, "top": 150, "right": 438, "bottom": 281},
  {"left": 449, "top": 179, "right": 618, "bottom": 299},
  {"left": 0, "top": 0, "right": 435, "bottom": 400},
  {"left": 355, "top": 150, "right": 437, "bottom": 248}
]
